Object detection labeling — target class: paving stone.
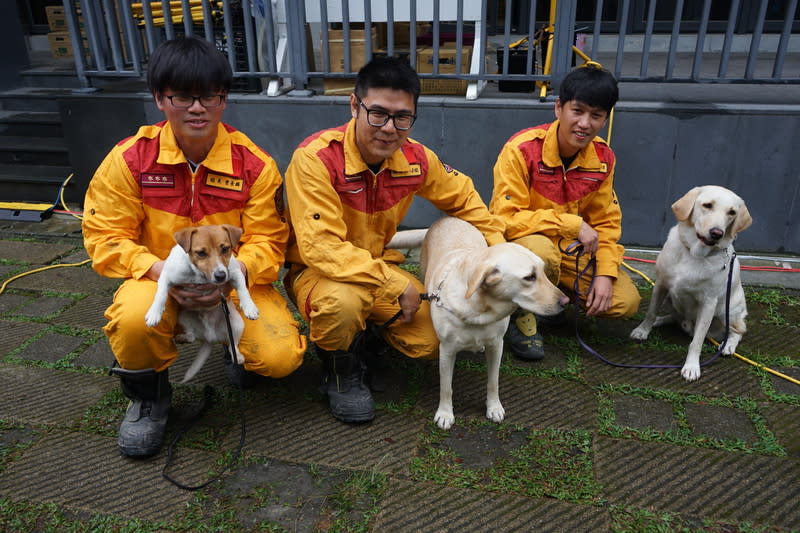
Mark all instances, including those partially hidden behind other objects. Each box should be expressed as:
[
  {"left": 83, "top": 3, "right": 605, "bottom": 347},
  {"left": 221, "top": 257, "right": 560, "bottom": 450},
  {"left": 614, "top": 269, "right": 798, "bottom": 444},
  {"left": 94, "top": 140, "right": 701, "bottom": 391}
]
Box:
[
  {"left": 760, "top": 402, "right": 800, "bottom": 459},
  {"left": 0, "top": 362, "right": 114, "bottom": 426},
  {"left": 417, "top": 368, "right": 597, "bottom": 430},
  {"left": 219, "top": 460, "right": 348, "bottom": 532},
  {"left": 73, "top": 337, "right": 115, "bottom": 369},
  {"left": 611, "top": 394, "right": 678, "bottom": 433},
  {"left": 0, "top": 292, "right": 32, "bottom": 314},
  {"left": 13, "top": 295, "right": 75, "bottom": 318},
  {"left": 8, "top": 263, "right": 119, "bottom": 294},
  {"left": 0, "top": 430, "right": 217, "bottom": 523},
  {"left": 440, "top": 424, "right": 528, "bottom": 469},
  {"left": 16, "top": 332, "right": 85, "bottom": 363},
  {"left": 0, "top": 320, "right": 47, "bottom": 356},
  {"left": 0, "top": 240, "right": 75, "bottom": 264},
  {"left": 684, "top": 403, "right": 759, "bottom": 443},
  {"left": 0, "top": 423, "right": 38, "bottom": 452},
  {"left": 771, "top": 367, "right": 800, "bottom": 396},
  {"left": 595, "top": 437, "right": 800, "bottom": 530},
  {"left": 373, "top": 478, "right": 610, "bottom": 532},
  {"left": 51, "top": 293, "right": 111, "bottom": 330}
]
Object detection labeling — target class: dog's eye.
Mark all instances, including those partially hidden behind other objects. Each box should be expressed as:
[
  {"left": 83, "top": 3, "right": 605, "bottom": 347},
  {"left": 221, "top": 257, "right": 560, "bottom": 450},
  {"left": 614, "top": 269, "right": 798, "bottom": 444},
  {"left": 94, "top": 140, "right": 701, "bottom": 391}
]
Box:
[
  {"left": 728, "top": 209, "right": 736, "bottom": 216},
  {"left": 220, "top": 245, "right": 231, "bottom": 254},
  {"left": 702, "top": 202, "right": 713, "bottom": 209},
  {"left": 195, "top": 250, "right": 208, "bottom": 259},
  {"left": 524, "top": 273, "right": 537, "bottom": 282}
]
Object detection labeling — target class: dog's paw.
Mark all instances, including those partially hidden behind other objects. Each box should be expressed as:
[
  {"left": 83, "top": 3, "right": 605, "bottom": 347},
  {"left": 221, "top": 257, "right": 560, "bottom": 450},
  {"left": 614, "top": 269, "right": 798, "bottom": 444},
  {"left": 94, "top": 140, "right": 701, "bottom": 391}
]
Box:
[
  {"left": 434, "top": 409, "right": 455, "bottom": 430},
  {"left": 630, "top": 325, "right": 650, "bottom": 341},
  {"left": 681, "top": 363, "right": 702, "bottom": 381},
  {"left": 486, "top": 403, "right": 505, "bottom": 424},
  {"left": 241, "top": 302, "right": 260, "bottom": 320},
  {"left": 144, "top": 308, "right": 163, "bottom": 327}
]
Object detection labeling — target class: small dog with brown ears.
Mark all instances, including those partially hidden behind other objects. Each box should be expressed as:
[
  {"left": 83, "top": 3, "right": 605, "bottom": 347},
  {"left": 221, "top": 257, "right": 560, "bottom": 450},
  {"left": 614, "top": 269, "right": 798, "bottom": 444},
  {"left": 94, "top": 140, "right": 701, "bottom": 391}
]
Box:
[{"left": 145, "top": 224, "right": 259, "bottom": 383}]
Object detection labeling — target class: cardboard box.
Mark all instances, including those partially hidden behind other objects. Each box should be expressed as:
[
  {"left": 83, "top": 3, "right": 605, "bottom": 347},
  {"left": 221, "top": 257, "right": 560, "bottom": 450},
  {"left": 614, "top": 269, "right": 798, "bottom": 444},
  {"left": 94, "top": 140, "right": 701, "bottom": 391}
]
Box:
[
  {"left": 375, "top": 22, "right": 430, "bottom": 48},
  {"left": 326, "top": 27, "right": 378, "bottom": 72},
  {"left": 322, "top": 78, "right": 356, "bottom": 96},
  {"left": 416, "top": 45, "right": 472, "bottom": 95},
  {"left": 48, "top": 31, "right": 89, "bottom": 58},
  {"left": 45, "top": 5, "right": 83, "bottom": 32}
]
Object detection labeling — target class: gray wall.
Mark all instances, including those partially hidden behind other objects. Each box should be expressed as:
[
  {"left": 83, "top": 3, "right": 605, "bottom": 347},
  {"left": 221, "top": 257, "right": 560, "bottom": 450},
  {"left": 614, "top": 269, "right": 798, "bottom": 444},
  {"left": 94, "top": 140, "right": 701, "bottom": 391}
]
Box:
[{"left": 61, "top": 92, "right": 800, "bottom": 254}]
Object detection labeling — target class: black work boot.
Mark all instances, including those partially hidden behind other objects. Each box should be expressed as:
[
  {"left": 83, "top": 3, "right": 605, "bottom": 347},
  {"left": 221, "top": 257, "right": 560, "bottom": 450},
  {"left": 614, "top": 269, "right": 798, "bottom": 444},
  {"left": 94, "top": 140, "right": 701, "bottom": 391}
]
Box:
[
  {"left": 223, "top": 349, "right": 259, "bottom": 389},
  {"left": 350, "top": 327, "right": 390, "bottom": 393},
  {"left": 109, "top": 367, "right": 172, "bottom": 458},
  {"left": 317, "top": 348, "right": 375, "bottom": 423},
  {"left": 506, "top": 311, "right": 545, "bottom": 361}
]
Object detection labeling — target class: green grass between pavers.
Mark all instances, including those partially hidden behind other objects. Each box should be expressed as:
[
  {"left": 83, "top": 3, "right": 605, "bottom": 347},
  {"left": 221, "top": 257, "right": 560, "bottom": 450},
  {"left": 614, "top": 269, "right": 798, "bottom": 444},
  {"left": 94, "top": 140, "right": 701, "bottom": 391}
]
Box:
[
  {"left": 609, "top": 504, "right": 789, "bottom": 533},
  {"left": 0, "top": 420, "right": 39, "bottom": 474},
  {"left": 597, "top": 384, "right": 785, "bottom": 456},
  {"left": 409, "top": 420, "right": 603, "bottom": 505},
  {"left": 0, "top": 497, "right": 165, "bottom": 532},
  {"left": 745, "top": 286, "right": 800, "bottom": 328},
  {"left": 2, "top": 324, "right": 103, "bottom": 370}
]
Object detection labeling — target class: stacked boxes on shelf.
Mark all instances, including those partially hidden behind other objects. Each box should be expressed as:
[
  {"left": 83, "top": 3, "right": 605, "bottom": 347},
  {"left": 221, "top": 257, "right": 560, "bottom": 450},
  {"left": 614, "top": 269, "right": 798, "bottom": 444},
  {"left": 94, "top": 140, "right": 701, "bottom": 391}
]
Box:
[
  {"left": 45, "top": 5, "right": 87, "bottom": 58},
  {"left": 416, "top": 45, "right": 472, "bottom": 95},
  {"left": 323, "top": 26, "right": 379, "bottom": 96}
]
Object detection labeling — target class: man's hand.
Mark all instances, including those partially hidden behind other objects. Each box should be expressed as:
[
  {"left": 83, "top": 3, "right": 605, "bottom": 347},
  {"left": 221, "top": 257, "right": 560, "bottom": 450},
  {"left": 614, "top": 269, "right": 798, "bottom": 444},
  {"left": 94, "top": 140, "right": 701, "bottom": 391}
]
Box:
[
  {"left": 169, "top": 283, "right": 225, "bottom": 310},
  {"left": 585, "top": 275, "right": 613, "bottom": 316},
  {"left": 577, "top": 221, "right": 599, "bottom": 256},
  {"left": 398, "top": 282, "right": 421, "bottom": 323}
]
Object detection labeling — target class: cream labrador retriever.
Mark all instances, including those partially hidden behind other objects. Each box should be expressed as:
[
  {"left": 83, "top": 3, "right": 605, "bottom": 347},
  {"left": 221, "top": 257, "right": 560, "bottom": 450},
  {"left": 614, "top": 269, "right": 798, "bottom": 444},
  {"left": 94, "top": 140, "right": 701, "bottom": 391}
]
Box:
[
  {"left": 630, "top": 186, "right": 752, "bottom": 381},
  {"left": 394, "top": 217, "right": 568, "bottom": 429}
]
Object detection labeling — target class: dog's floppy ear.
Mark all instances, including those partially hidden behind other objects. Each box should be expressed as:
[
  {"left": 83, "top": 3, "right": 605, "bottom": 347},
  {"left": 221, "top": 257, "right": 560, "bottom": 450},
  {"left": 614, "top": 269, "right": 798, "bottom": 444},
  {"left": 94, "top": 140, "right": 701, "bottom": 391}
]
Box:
[
  {"left": 671, "top": 187, "right": 702, "bottom": 222},
  {"left": 221, "top": 224, "right": 244, "bottom": 247},
  {"left": 465, "top": 264, "right": 502, "bottom": 299},
  {"left": 731, "top": 202, "right": 753, "bottom": 237},
  {"left": 174, "top": 227, "right": 197, "bottom": 252}
]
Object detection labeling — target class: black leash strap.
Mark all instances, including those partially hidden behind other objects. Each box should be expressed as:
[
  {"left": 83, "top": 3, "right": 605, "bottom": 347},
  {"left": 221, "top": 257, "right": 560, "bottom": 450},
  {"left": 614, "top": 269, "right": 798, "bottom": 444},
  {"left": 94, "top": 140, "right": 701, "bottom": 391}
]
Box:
[
  {"left": 162, "top": 294, "right": 247, "bottom": 491},
  {"left": 563, "top": 240, "right": 734, "bottom": 370}
]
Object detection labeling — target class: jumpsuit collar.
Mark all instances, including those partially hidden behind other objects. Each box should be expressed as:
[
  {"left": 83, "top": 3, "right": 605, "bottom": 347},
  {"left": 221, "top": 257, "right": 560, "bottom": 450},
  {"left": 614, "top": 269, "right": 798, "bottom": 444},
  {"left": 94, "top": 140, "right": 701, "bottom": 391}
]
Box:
[{"left": 156, "top": 122, "right": 234, "bottom": 175}]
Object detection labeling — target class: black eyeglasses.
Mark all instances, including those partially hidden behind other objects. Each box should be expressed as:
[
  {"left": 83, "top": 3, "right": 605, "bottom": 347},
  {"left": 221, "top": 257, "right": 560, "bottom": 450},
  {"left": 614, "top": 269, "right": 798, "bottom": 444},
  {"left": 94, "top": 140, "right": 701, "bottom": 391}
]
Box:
[
  {"left": 357, "top": 97, "right": 416, "bottom": 130},
  {"left": 164, "top": 94, "right": 226, "bottom": 109}
]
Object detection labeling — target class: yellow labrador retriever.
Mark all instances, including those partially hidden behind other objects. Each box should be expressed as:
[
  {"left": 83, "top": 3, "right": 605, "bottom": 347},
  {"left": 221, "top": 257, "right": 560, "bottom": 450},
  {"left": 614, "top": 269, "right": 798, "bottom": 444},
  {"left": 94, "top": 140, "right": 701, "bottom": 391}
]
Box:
[
  {"left": 413, "top": 217, "right": 568, "bottom": 429},
  {"left": 630, "top": 186, "right": 752, "bottom": 381}
]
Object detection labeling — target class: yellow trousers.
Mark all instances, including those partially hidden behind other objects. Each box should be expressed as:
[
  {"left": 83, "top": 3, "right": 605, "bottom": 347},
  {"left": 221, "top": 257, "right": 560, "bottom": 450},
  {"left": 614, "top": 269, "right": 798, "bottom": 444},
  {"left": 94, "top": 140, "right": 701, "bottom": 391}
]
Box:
[
  {"left": 104, "top": 278, "right": 307, "bottom": 377},
  {"left": 287, "top": 265, "right": 438, "bottom": 359},
  {"left": 511, "top": 234, "right": 641, "bottom": 318}
]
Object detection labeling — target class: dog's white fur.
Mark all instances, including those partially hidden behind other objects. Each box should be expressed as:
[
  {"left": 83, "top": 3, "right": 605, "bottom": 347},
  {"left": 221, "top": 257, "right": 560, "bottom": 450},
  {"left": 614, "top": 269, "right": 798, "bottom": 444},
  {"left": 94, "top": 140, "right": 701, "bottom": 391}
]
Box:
[
  {"left": 145, "top": 224, "right": 259, "bottom": 383},
  {"left": 391, "top": 217, "right": 567, "bottom": 429},
  {"left": 630, "top": 186, "right": 752, "bottom": 381}
]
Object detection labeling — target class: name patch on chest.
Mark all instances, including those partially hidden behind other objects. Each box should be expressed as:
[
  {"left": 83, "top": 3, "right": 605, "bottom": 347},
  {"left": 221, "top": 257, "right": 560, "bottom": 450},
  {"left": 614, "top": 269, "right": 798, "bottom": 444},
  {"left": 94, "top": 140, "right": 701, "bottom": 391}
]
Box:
[
  {"left": 206, "top": 173, "right": 244, "bottom": 192},
  {"left": 391, "top": 164, "right": 422, "bottom": 178},
  {"left": 141, "top": 173, "right": 175, "bottom": 187}
]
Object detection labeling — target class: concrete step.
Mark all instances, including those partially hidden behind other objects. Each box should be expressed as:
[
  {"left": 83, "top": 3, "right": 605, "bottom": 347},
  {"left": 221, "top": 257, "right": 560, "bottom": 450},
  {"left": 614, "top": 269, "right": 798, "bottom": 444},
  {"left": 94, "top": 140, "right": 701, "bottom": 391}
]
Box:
[
  {"left": 0, "top": 110, "right": 63, "bottom": 137},
  {"left": 0, "top": 135, "right": 70, "bottom": 166},
  {"left": 0, "top": 164, "right": 73, "bottom": 203}
]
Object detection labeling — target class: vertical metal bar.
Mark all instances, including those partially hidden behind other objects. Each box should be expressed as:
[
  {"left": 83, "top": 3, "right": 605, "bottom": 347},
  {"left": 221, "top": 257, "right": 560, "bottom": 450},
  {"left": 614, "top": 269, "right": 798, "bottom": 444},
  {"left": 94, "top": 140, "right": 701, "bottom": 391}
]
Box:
[
  {"left": 180, "top": 0, "right": 193, "bottom": 35},
  {"left": 639, "top": 0, "right": 657, "bottom": 78},
  {"left": 432, "top": 0, "right": 440, "bottom": 76},
  {"left": 221, "top": 0, "right": 236, "bottom": 73},
  {"left": 773, "top": 0, "right": 798, "bottom": 78},
  {"left": 501, "top": 0, "right": 512, "bottom": 75},
  {"left": 201, "top": 0, "right": 214, "bottom": 40},
  {"left": 160, "top": 0, "right": 176, "bottom": 40},
  {"left": 285, "top": 0, "right": 308, "bottom": 87},
  {"left": 590, "top": 0, "right": 602, "bottom": 60},
  {"left": 525, "top": 0, "right": 537, "bottom": 75},
  {"left": 321, "top": 0, "right": 330, "bottom": 73},
  {"left": 691, "top": 0, "right": 712, "bottom": 80},
  {"left": 342, "top": 0, "right": 351, "bottom": 73},
  {"left": 409, "top": 0, "right": 416, "bottom": 71},
  {"left": 82, "top": 0, "right": 107, "bottom": 71},
  {"left": 614, "top": 0, "right": 630, "bottom": 79},
  {"left": 386, "top": 0, "right": 395, "bottom": 56},
  {"left": 101, "top": 0, "right": 124, "bottom": 70},
  {"left": 241, "top": 0, "right": 257, "bottom": 71},
  {"left": 745, "top": 0, "right": 768, "bottom": 80},
  {"left": 364, "top": 0, "right": 373, "bottom": 63},
  {"left": 62, "top": 0, "right": 89, "bottom": 87},
  {"left": 665, "top": 0, "right": 683, "bottom": 78},
  {"left": 718, "top": 0, "right": 740, "bottom": 79},
  {"left": 551, "top": 0, "right": 577, "bottom": 87},
  {"left": 261, "top": 0, "right": 277, "bottom": 72},
  {"left": 142, "top": 0, "right": 158, "bottom": 53},
  {"left": 479, "top": 0, "right": 487, "bottom": 75},
  {"left": 119, "top": 0, "right": 143, "bottom": 75},
  {"left": 456, "top": 0, "right": 464, "bottom": 75}
]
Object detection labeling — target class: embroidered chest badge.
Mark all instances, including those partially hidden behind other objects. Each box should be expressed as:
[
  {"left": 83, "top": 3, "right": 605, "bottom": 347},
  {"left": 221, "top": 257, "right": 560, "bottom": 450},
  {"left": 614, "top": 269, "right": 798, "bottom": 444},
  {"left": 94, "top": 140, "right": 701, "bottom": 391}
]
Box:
[
  {"left": 390, "top": 164, "right": 421, "bottom": 178},
  {"left": 141, "top": 173, "right": 175, "bottom": 187},
  {"left": 537, "top": 163, "right": 555, "bottom": 175},
  {"left": 206, "top": 173, "right": 244, "bottom": 192}
]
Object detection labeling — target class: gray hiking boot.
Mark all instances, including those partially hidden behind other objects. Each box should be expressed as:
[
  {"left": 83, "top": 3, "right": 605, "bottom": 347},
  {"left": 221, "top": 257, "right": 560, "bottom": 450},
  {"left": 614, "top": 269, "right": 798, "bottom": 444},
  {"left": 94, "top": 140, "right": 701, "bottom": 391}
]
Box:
[
  {"left": 506, "top": 311, "right": 546, "bottom": 361},
  {"left": 317, "top": 348, "right": 375, "bottom": 423},
  {"left": 110, "top": 367, "right": 172, "bottom": 458}
]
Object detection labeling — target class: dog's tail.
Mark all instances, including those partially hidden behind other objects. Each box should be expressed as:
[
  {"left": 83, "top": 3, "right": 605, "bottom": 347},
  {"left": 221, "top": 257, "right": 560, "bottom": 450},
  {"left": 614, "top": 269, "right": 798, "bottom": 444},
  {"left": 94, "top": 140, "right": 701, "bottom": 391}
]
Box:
[
  {"left": 386, "top": 228, "right": 428, "bottom": 249},
  {"left": 181, "top": 342, "right": 213, "bottom": 383}
]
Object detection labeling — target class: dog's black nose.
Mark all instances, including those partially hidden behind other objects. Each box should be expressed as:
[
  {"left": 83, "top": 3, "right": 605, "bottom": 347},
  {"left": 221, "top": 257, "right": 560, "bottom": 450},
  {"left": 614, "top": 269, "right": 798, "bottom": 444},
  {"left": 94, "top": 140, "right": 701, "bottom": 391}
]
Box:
[
  {"left": 213, "top": 271, "right": 228, "bottom": 283},
  {"left": 709, "top": 228, "right": 723, "bottom": 241}
]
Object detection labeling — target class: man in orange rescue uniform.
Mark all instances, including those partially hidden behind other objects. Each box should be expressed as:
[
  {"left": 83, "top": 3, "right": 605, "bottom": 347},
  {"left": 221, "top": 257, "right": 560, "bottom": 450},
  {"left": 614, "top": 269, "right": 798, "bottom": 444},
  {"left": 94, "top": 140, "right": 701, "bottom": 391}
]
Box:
[
  {"left": 490, "top": 65, "right": 640, "bottom": 361},
  {"left": 82, "top": 36, "right": 306, "bottom": 457},
  {"left": 284, "top": 56, "right": 504, "bottom": 423}
]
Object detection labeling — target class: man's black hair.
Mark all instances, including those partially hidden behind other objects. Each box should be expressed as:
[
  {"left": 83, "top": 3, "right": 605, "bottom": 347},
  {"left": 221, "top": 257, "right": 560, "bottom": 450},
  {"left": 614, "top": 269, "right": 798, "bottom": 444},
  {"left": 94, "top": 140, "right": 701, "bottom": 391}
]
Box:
[
  {"left": 354, "top": 56, "right": 420, "bottom": 104},
  {"left": 558, "top": 65, "right": 618, "bottom": 113},
  {"left": 147, "top": 36, "right": 232, "bottom": 95}
]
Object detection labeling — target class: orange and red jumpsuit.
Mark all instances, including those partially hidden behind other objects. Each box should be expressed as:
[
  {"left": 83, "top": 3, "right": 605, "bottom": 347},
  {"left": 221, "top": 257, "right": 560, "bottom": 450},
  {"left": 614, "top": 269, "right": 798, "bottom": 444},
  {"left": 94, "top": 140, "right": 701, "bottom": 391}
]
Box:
[
  {"left": 83, "top": 120, "right": 307, "bottom": 376},
  {"left": 490, "top": 120, "right": 640, "bottom": 317},
  {"left": 285, "top": 119, "right": 505, "bottom": 357}
]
